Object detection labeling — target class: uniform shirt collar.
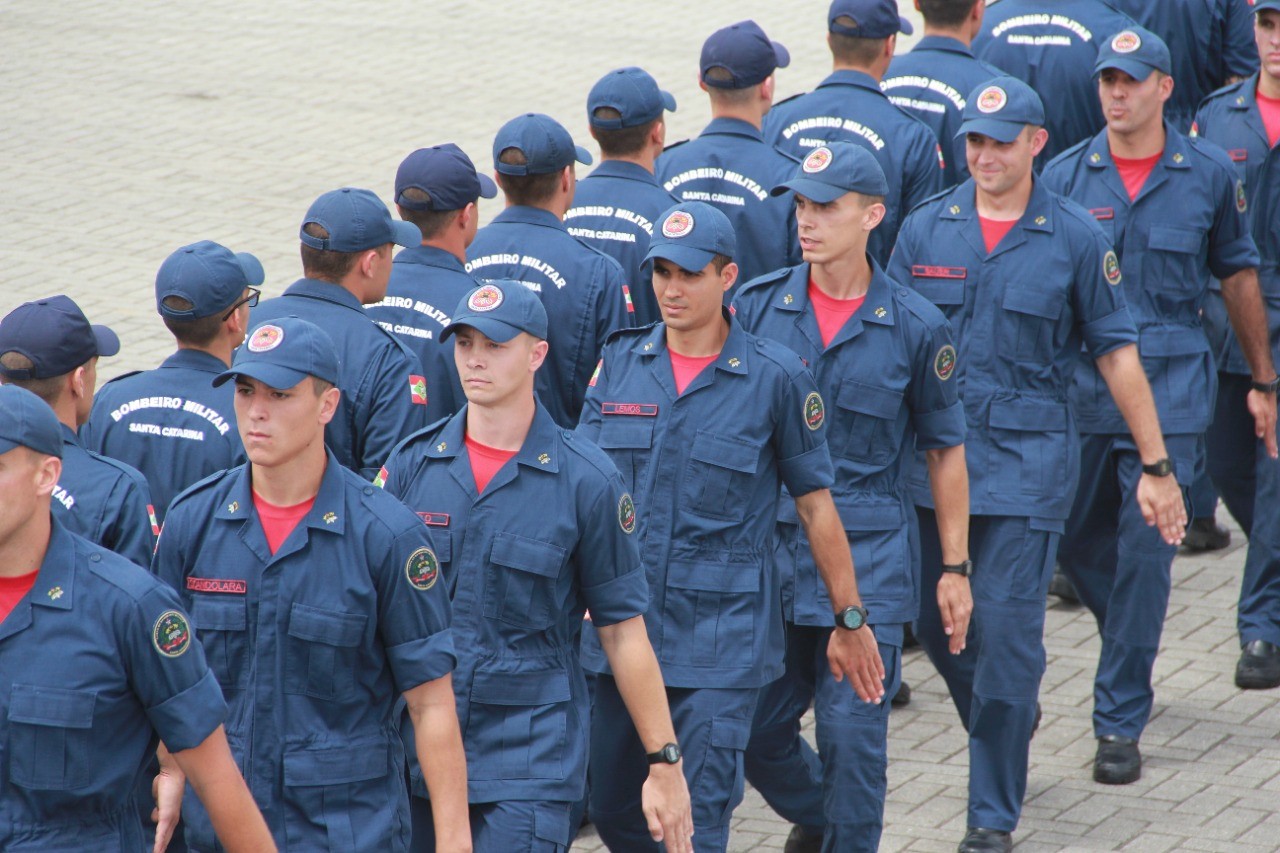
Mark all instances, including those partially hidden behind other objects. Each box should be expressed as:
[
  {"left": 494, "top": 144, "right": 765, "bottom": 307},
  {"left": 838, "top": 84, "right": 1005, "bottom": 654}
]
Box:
[
  {"left": 702, "top": 117, "right": 765, "bottom": 142},
  {"left": 492, "top": 205, "right": 568, "bottom": 232},
  {"left": 587, "top": 160, "right": 662, "bottom": 186},
  {"left": 633, "top": 309, "right": 752, "bottom": 376},
  {"left": 282, "top": 277, "right": 366, "bottom": 312},
  {"left": 941, "top": 178, "right": 1056, "bottom": 233},
  {"left": 161, "top": 349, "right": 230, "bottom": 373},
  {"left": 423, "top": 402, "right": 562, "bottom": 473},
  {"left": 772, "top": 259, "right": 897, "bottom": 325},
  {"left": 1084, "top": 122, "right": 1193, "bottom": 172},
  {"left": 393, "top": 244, "right": 468, "bottom": 273},
  {"left": 30, "top": 517, "right": 77, "bottom": 611},
  {"left": 59, "top": 422, "right": 82, "bottom": 449},
  {"left": 819, "top": 69, "right": 885, "bottom": 96},
  {"left": 215, "top": 449, "right": 348, "bottom": 534},
  {"left": 912, "top": 35, "right": 974, "bottom": 57}
]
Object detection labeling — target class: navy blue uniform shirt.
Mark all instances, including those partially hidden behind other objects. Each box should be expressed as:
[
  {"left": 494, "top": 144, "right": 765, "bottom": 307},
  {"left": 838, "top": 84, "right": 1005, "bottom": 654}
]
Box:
[
  {"left": 883, "top": 36, "right": 1008, "bottom": 188},
  {"left": 764, "top": 70, "right": 945, "bottom": 265},
  {"left": 466, "top": 206, "right": 633, "bottom": 428},
  {"left": 251, "top": 278, "right": 428, "bottom": 479},
  {"left": 733, "top": 260, "right": 966, "bottom": 626},
  {"left": 84, "top": 349, "right": 243, "bottom": 525},
  {"left": 0, "top": 518, "right": 224, "bottom": 852},
  {"left": 366, "top": 245, "right": 478, "bottom": 424},
  {"left": 154, "top": 451, "right": 455, "bottom": 852},
  {"left": 576, "top": 314, "right": 835, "bottom": 689},
  {"left": 888, "top": 178, "right": 1140, "bottom": 522},
  {"left": 567, "top": 160, "right": 680, "bottom": 327},
  {"left": 974, "top": 0, "right": 1141, "bottom": 167},
  {"left": 55, "top": 423, "right": 156, "bottom": 567},
  {"left": 1042, "top": 124, "right": 1259, "bottom": 434},
  {"left": 381, "top": 402, "right": 648, "bottom": 804},
  {"left": 656, "top": 118, "right": 801, "bottom": 285}
]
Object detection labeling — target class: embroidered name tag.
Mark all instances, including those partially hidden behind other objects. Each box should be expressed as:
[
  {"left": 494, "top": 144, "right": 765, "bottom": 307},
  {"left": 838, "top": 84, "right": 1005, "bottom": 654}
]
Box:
[
  {"left": 1090, "top": 207, "right": 1115, "bottom": 220},
  {"left": 911, "top": 265, "right": 967, "bottom": 279},
  {"left": 602, "top": 402, "right": 659, "bottom": 417},
  {"left": 416, "top": 512, "right": 451, "bottom": 527},
  {"left": 186, "top": 577, "right": 247, "bottom": 595}
]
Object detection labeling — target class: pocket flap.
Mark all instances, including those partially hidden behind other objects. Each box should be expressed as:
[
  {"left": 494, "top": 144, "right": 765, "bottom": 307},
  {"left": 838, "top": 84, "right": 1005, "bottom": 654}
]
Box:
[
  {"left": 432, "top": 530, "right": 452, "bottom": 564},
  {"left": 1002, "top": 287, "right": 1063, "bottom": 320},
  {"left": 666, "top": 560, "right": 759, "bottom": 594},
  {"left": 283, "top": 744, "right": 387, "bottom": 787},
  {"left": 8, "top": 685, "right": 95, "bottom": 729},
  {"left": 288, "top": 604, "right": 366, "bottom": 647},
  {"left": 988, "top": 398, "right": 1067, "bottom": 432},
  {"left": 690, "top": 431, "right": 759, "bottom": 473},
  {"left": 1148, "top": 225, "right": 1202, "bottom": 255},
  {"left": 192, "top": 596, "right": 247, "bottom": 632},
  {"left": 534, "top": 805, "right": 573, "bottom": 844},
  {"left": 709, "top": 716, "right": 751, "bottom": 751},
  {"left": 598, "top": 417, "right": 655, "bottom": 450},
  {"left": 470, "top": 669, "right": 571, "bottom": 706},
  {"left": 836, "top": 380, "right": 903, "bottom": 420},
  {"left": 911, "top": 278, "right": 965, "bottom": 306},
  {"left": 832, "top": 500, "right": 905, "bottom": 531},
  {"left": 490, "top": 533, "right": 566, "bottom": 578},
  {"left": 1139, "top": 326, "right": 1211, "bottom": 357}
]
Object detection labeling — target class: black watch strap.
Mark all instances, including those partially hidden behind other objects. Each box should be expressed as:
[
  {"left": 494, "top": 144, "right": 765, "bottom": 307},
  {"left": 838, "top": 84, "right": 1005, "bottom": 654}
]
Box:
[
  {"left": 647, "top": 743, "right": 681, "bottom": 765},
  {"left": 1141, "top": 458, "right": 1174, "bottom": 477},
  {"left": 941, "top": 559, "right": 973, "bottom": 577},
  {"left": 1252, "top": 376, "right": 1280, "bottom": 394}
]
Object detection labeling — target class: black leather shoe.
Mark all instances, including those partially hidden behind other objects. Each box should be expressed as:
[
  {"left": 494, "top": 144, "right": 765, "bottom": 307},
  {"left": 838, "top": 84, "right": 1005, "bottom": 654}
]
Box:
[
  {"left": 1048, "top": 564, "right": 1080, "bottom": 604},
  {"left": 1183, "top": 516, "right": 1231, "bottom": 552},
  {"left": 1236, "top": 640, "right": 1280, "bottom": 689},
  {"left": 891, "top": 680, "right": 912, "bottom": 708},
  {"left": 783, "top": 825, "right": 823, "bottom": 853},
  {"left": 1093, "top": 735, "right": 1141, "bottom": 784},
  {"left": 1031, "top": 702, "right": 1042, "bottom": 738},
  {"left": 957, "top": 827, "right": 1012, "bottom": 852}
]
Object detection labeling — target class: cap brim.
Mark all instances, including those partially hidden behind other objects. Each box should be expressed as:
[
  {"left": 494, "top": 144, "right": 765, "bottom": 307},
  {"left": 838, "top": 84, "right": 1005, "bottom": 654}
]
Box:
[
  {"left": 772, "top": 41, "right": 791, "bottom": 69},
  {"left": 0, "top": 436, "right": 22, "bottom": 456},
  {"left": 1094, "top": 57, "right": 1158, "bottom": 81},
  {"left": 213, "top": 363, "right": 312, "bottom": 390},
  {"left": 440, "top": 318, "right": 523, "bottom": 344},
  {"left": 955, "top": 118, "right": 1026, "bottom": 144},
  {"left": 771, "top": 178, "right": 848, "bottom": 203},
  {"left": 477, "top": 173, "right": 499, "bottom": 199},
  {"left": 574, "top": 145, "right": 594, "bottom": 167},
  {"left": 391, "top": 219, "right": 422, "bottom": 248},
  {"left": 236, "top": 252, "right": 266, "bottom": 286},
  {"left": 91, "top": 325, "right": 120, "bottom": 358},
  {"left": 644, "top": 243, "right": 717, "bottom": 273},
  {"left": 898, "top": 15, "right": 914, "bottom": 36},
  {"left": 1255, "top": 0, "right": 1280, "bottom": 12},
  {"left": 660, "top": 90, "right": 678, "bottom": 113}
]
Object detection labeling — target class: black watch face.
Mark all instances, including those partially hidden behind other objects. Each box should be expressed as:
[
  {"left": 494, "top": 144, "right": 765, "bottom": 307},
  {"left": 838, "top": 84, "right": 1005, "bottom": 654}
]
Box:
[{"left": 663, "top": 744, "right": 681, "bottom": 763}]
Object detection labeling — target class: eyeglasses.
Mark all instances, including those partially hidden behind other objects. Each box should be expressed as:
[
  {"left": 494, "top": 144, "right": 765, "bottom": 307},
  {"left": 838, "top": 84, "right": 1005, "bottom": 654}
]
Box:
[{"left": 222, "top": 287, "right": 261, "bottom": 322}]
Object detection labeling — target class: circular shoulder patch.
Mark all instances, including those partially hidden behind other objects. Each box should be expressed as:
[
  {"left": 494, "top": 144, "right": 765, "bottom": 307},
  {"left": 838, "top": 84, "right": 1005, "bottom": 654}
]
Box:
[
  {"left": 977, "top": 86, "right": 1007, "bottom": 114},
  {"left": 247, "top": 324, "right": 284, "bottom": 352},
  {"left": 153, "top": 610, "right": 192, "bottom": 658},
  {"left": 934, "top": 344, "right": 957, "bottom": 381},
  {"left": 618, "top": 493, "right": 636, "bottom": 534},
  {"left": 803, "top": 146, "right": 834, "bottom": 174},
  {"left": 804, "top": 391, "right": 825, "bottom": 431},
  {"left": 662, "top": 210, "right": 694, "bottom": 239},
  {"left": 1104, "top": 250, "right": 1122, "bottom": 286},
  {"left": 406, "top": 546, "right": 440, "bottom": 590},
  {"left": 1111, "top": 31, "right": 1141, "bottom": 53},
  {"left": 468, "top": 285, "right": 504, "bottom": 312},
  {"left": 1236, "top": 180, "right": 1247, "bottom": 213}
]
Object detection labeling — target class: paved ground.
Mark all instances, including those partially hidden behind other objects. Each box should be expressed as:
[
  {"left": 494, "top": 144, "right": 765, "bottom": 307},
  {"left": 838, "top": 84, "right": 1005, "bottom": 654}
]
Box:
[{"left": 3, "top": 2, "right": 1279, "bottom": 851}]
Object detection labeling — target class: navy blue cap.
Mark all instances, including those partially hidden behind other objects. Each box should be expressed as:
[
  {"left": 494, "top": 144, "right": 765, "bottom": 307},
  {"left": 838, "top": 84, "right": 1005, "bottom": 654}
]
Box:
[
  {"left": 588, "top": 67, "right": 677, "bottom": 129},
  {"left": 0, "top": 295, "right": 120, "bottom": 380},
  {"left": 700, "top": 20, "right": 790, "bottom": 89},
  {"left": 772, "top": 142, "right": 889, "bottom": 202},
  {"left": 645, "top": 202, "right": 738, "bottom": 272},
  {"left": 442, "top": 282, "right": 548, "bottom": 343},
  {"left": 300, "top": 188, "right": 421, "bottom": 253},
  {"left": 0, "top": 385, "right": 63, "bottom": 459},
  {"left": 1093, "top": 26, "right": 1173, "bottom": 81},
  {"left": 828, "top": 0, "right": 914, "bottom": 39},
  {"left": 493, "top": 113, "right": 592, "bottom": 176},
  {"left": 956, "top": 76, "right": 1046, "bottom": 143},
  {"left": 1253, "top": 0, "right": 1280, "bottom": 13},
  {"left": 214, "top": 317, "right": 342, "bottom": 390},
  {"left": 395, "top": 144, "right": 498, "bottom": 212},
  {"left": 155, "top": 241, "right": 265, "bottom": 320}
]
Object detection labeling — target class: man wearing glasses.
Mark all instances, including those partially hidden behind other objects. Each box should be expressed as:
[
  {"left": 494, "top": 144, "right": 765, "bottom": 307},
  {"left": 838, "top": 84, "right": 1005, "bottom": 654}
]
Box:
[{"left": 85, "top": 240, "right": 263, "bottom": 527}]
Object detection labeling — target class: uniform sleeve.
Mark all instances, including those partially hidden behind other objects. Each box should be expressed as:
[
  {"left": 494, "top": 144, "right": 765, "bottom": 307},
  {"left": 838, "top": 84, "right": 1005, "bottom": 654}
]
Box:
[
  {"left": 908, "top": 317, "right": 967, "bottom": 450},
  {"left": 1207, "top": 157, "right": 1261, "bottom": 279},
  {"left": 375, "top": 520, "right": 456, "bottom": 694},
  {"left": 1072, "top": 223, "right": 1140, "bottom": 358},
  {"left": 581, "top": 263, "right": 633, "bottom": 424},
  {"left": 576, "top": 351, "right": 610, "bottom": 439},
  {"left": 105, "top": 473, "right": 158, "bottom": 569},
  {"left": 124, "top": 582, "right": 227, "bottom": 752},
  {"left": 356, "top": 344, "right": 428, "bottom": 480},
  {"left": 885, "top": 215, "right": 918, "bottom": 285},
  {"left": 904, "top": 132, "right": 945, "bottom": 213},
  {"left": 1225, "top": 0, "right": 1261, "bottom": 78},
  {"left": 574, "top": 466, "right": 648, "bottom": 628},
  {"left": 771, "top": 360, "right": 836, "bottom": 498}
]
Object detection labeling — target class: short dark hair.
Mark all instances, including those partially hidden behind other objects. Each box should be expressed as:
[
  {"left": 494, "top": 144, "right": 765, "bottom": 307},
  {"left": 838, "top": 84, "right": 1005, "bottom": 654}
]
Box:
[
  {"left": 918, "top": 0, "right": 981, "bottom": 28},
  {"left": 589, "top": 111, "right": 660, "bottom": 158},
  {"left": 829, "top": 21, "right": 888, "bottom": 66},
  {"left": 311, "top": 377, "right": 334, "bottom": 396},
  {"left": 0, "top": 353, "right": 69, "bottom": 404},
  {"left": 711, "top": 253, "right": 732, "bottom": 274},
  {"left": 396, "top": 189, "right": 461, "bottom": 241},
  {"left": 300, "top": 222, "right": 360, "bottom": 282},
  {"left": 703, "top": 67, "right": 760, "bottom": 105},
  {"left": 160, "top": 295, "right": 224, "bottom": 346},
  {"left": 853, "top": 192, "right": 887, "bottom": 208},
  {"left": 494, "top": 148, "right": 563, "bottom": 207}
]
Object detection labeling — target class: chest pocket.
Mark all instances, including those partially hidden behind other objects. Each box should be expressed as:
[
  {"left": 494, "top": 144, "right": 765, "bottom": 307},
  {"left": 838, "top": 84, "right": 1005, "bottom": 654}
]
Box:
[
  {"left": 192, "top": 595, "right": 250, "bottom": 692},
  {"left": 910, "top": 276, "right": 965, "bottom": 312},
  {"left": 1147, "top": 225, "right": 1205, "bottom": 294},
  {"left": 597, "top": 417, "right": 654, "bottom": 493},
  {"left": 8, "top": 685, "right": 96, "bottom": 790},
  {"left": 684, "top": 431, "right": 761, "bottom": 522},
  {"left": 484, "top": 534, "right": 566, "bottom": 631},
  {"left": 284, "top": 604, "right": 367, "bottom": 700},
  {"left": 1002, "top": 287, "right": 1065, "bottom": 365},
  {"left": 831, "top": 380, "right": 904, "bottom": 465}
]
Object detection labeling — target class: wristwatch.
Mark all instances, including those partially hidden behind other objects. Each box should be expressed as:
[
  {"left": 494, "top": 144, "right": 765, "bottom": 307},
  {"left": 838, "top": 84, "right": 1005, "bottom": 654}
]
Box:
[
  {"left": 1141, "top": 458, "right": 1174, "bottom": 477},
  {"left": 941, "top": 559, "right": 973, "bottom": 577},
  {"left": 647, "top": 743, "right": 682, "bottom": 765},
  {"left": 1252, "top": 376, "right": 1280, "bottom": 394},
  {"left": 834, "top": 604, "right": 868, "bottom": 631}
]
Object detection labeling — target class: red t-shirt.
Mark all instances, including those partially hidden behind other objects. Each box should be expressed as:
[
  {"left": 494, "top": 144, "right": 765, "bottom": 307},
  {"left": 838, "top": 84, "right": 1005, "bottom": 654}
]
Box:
[
  {"left": 466, "top": 435, "right": 518, "bottom": 494},
  {"left": 669, "top": 349, "right": 719, "bottom": 395},
  {"left": 978, "top": 216, "right": 1019, "bottom": 253},
  {"left": 1112, "top": 151, "right": 1162, "bottom": 200},
  {"left": 0, "top": 570, "right": 39, "bottom": 623},
  {"left": 808, "top": 278, "right": 866, "bottom": 347},
  {"left": 1257, "top": 90, "right": 1280, "bottom": 148},
  {"left": 253, "top": 492, "right": 316, "bottom": 555}
]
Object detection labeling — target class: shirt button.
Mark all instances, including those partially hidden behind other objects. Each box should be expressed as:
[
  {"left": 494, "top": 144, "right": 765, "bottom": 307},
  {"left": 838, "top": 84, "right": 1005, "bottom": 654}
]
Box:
[
  {"left": 363, "top": 487, "right": 374, "bottom": 496},
  {"left": 89, "top": 553, "right": 102, "bottom": 562}
]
